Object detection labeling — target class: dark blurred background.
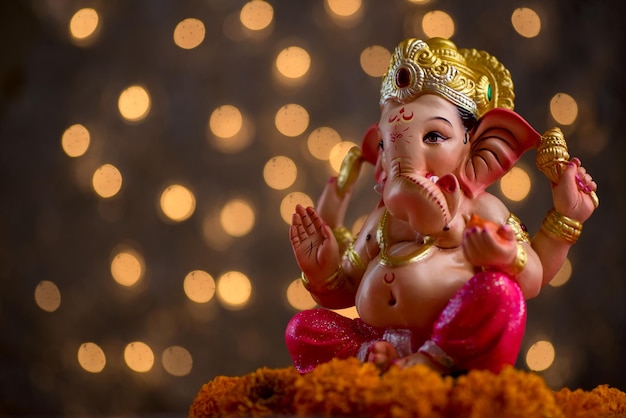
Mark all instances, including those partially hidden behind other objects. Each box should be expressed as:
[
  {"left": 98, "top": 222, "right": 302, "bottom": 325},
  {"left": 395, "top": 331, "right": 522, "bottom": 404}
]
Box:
[{"left": 1, "top": 0, "right": 624, "bottom": 415}]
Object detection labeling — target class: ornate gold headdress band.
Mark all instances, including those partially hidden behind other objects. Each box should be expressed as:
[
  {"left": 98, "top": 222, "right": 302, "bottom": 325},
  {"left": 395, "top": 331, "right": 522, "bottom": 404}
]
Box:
[{"left": 380, "top": 38, "right": 515, "bottom": 118}]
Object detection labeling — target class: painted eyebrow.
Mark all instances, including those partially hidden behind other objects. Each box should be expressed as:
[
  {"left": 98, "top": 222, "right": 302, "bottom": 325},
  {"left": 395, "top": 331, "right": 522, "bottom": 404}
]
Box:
[{"left": 427, "top": 116, "right": 453, "bottom": 127}]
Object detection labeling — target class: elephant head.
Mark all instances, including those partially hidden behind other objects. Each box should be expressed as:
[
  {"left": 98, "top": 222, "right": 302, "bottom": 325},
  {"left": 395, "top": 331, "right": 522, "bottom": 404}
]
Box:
[
  {"left": 358, "top": 37, "right": 541, "bottom": 238},
  {"left": 363, "top": 95, "right": 539, "bottom": 238}
]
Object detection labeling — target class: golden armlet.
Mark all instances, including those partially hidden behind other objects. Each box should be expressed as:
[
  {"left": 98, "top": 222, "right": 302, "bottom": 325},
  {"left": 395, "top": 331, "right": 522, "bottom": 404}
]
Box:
[
  {"left": 541, "top": 208, "right": 582, "bottom": 244},
  {"left": 333, "top": 226, "right": 354, "bottom": 248},
  {"left": 506, "top": 213, "right": 531, "bottom": 244},
  {"left": 344, "top": 242, "right": 366, "bottom": 271},
  {"left": 336, "top": 146, "right": 363, "bottom": 197},
  {"left": 510, "top": 242, "right": 527, "bottom": 275}
]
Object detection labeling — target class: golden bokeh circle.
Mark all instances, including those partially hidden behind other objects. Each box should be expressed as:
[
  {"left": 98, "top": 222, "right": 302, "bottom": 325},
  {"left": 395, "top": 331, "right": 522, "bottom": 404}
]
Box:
[
  {"left": 526, "top": 340, "right": 555, "bottom": 371},
  {"left": 220, "top": 199, "right": 256, "bottom": 237},
  {"left": 61, "top": 124, "right": 90, "bottom": 157},
  {"left": 240, "top": 0, "right": 274, "bottom": 30},
  {"left": 550, "top": 93, "right": 579, "bottom": 125},
  {"left": 263, "top": 156, "right": 297, "bottom": 190},
  {"left": 77, "top": 342, "right": 106, "bottom": 373},
  {"left": 92, "top": 164, "right": 123, "bottom": 198},
  {"left": 500, "top": 166, "right": 531, "bottom": 202},
  {"left": 511, "top": 8, "right": 541, "bottom": 38},
  {"left": 160, "top": 184, "right": 196, "bottom": 222},
  {"left": 173, "top": 18, "right": 206, "bottom": 49},
  {"left": 118, "top": 85, "right": 151, "bottom": 122},
  {"left": 275, "top": 104, "right": 309, "bottom": 137},
  {"left": 124, "top": 341, "right": 155, "bottom": 373},
  {"left": 183, "top": 270, "right": 216, "bottom": 303},
  {"left": 216, "top": 271, "right": 252, "bottom": 309},
  {"left": 34, "top": 280, "right": 61, "bottom": 312},
  {"left": 422, "top": 10, "right": 455, "bottom": 39}
]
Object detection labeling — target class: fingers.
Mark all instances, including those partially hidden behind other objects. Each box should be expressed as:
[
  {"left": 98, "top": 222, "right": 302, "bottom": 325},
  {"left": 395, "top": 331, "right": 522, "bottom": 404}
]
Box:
[{"left": 290, "top": 205, "right": 329, "bottom": 245}]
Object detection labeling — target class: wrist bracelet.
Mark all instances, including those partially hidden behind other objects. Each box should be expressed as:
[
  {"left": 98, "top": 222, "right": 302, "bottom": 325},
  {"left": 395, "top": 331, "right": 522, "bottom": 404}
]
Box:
[
  {"left": 541, "top": 208, "right": 582, "bottom": 244},
  {"left": 301, "top": 266, "right": 345, "bottom": 292}
]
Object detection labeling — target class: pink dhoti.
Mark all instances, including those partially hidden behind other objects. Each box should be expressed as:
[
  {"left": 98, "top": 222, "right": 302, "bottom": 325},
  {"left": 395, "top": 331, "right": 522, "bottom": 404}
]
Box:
[{"left": 285, "top": 271, "right": 526, "bottom": 374}]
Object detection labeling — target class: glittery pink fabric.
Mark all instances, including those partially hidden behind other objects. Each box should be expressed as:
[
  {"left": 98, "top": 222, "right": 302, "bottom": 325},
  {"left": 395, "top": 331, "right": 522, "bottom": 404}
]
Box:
[
  {"left": 432, "top": 271, "right": 526, "bottom": 373},
  {"left": 285, "top": 271, "right": 526, "bottom": 374},
  {"left": 285, "top": 308, "right": 385, "bottom": 373}
]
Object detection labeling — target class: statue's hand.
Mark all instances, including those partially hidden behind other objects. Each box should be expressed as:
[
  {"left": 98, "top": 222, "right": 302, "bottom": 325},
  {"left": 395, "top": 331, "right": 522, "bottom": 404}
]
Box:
[
  {"left": 463, "top": 217, "right": 517, "bottom": 270},
  {"left": 552, "top": 158, "right": 598, "bottom": 223},
  {"left": 289, "top": 205, "right": 340, "bottom": 283}
]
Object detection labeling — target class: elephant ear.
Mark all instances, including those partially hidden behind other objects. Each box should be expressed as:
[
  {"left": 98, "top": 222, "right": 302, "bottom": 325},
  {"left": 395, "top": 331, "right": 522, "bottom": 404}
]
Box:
[
  {"left": 457, "top": 108, "right": 541, "bottom": 198},
  {"left": 360, "top": 123, "right": 385, "bottom": 184}
]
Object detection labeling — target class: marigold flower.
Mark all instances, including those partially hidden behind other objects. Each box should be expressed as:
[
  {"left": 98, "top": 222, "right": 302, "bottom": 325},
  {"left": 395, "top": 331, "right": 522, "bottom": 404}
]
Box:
[{"left": 189, "top": 358, "right": 626, "bottom": 417}]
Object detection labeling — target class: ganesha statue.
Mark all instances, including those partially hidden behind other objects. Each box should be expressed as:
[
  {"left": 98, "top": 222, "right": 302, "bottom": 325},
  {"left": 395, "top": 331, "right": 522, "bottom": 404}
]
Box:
[{"left": 285, "top": 38, "right": 598, "bottom": 375}]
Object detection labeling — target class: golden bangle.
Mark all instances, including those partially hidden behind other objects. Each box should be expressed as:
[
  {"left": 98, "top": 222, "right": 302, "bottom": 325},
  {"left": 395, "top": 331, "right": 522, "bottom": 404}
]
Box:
[
  {"left": 345, "top": 242, "right": 366, "bottom": 270},
  {"left": 333, "top": 226, "right": 354, "bottom": 248},
  {"left": 510, "top": 242, "right": 527, "bottom": 275},
  {"left": 541, "top": 208, "right": 582, "bottom": 244},
  {"left": 301, "top": 266, "right": 345, "bottom": 292}
]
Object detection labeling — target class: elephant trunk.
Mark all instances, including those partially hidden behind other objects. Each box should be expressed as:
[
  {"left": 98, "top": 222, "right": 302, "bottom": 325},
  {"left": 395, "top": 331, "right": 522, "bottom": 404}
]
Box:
[{"left": 383, "top": 159, "right": 461, "bottom": 236}]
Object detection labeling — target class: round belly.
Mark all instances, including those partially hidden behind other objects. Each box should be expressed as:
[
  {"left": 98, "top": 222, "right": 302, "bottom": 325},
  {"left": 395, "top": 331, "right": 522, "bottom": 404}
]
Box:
[{"left": 356, "top": 247, "right": 473, "bottom": 333}]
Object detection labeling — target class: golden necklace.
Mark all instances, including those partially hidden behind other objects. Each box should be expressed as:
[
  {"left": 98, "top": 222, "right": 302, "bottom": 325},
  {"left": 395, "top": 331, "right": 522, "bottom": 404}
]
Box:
[{"left": 377, "top": 209, "right": 435, "bottom": 267}]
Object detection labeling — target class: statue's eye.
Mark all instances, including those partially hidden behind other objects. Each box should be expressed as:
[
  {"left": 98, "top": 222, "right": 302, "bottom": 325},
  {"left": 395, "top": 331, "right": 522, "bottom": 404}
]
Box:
[
  {"left": 379, "top": 140, "right": 384, "bottom": 150},
  {"left": 423, "top": 131, "right": 448, "bottom": 144}
]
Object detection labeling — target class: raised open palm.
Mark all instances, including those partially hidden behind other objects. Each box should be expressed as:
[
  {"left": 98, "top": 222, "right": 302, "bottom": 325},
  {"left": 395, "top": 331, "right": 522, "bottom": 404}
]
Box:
[{"left": 289, "top": 205, "right": 340, "bottom": 283}]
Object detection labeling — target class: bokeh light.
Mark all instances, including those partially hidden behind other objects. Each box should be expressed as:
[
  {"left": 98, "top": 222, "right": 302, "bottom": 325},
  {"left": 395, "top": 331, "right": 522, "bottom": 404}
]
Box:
[
  {"left": 550, "top": 93, "right": 579, "bottom": 125},
  {"left": 160, "top": 184, "right": 196, "bottom": 222},
  {"left": 216, "top": 271, "right": 252, "bottom": 310},
  {"left": 61, "top": 124, "right": 90, "bottom": 157},
  {"left": 110, "top": 249, "right": 145, "bottom": 287},
  {"left": 162, "top": 346, "right": 193, "bottom": 377},
  {"left": 499, "top": 166, "right": 532, "bottom": 202},
  {"left": 550, "top": 258, "right": 573, "bottom": 287},
  {"left": 329, "top": 141, "right": 358, "bottom": 173},
  {"left": 220, "top": 199, "right": 256, "bottom": 237},
  {"left": 118, "top": 85, "right": 151, "bottom": 122},
  {"left": 240, "top": 0, "right": 274, "bottom": 31},
  {"left": 69, "top": 8, "right": 100, "bottom": 43},
  {"left": 334, "top": 306, "right": 360, "bottom": 319},
  {"left": 209, "top": 105, "right": 243, "bottom": 139},
  {"left": 183, "top": 270, "right": 216, "bottom": 303},
  {"left": 34, "top": 280, "right": 61, "bottom": 313},
  {"left": 286, "top": 278, "right": 317, "bottom": 310},
  {"left": 325, "top": 0, "right": 362, "bottom": 17},
  {"left": 307, "top": 127, "right": 342, "bottom": 160},
  {"left": 360, "top": 45, "right": 391, "bottom": 77},
  {"left": 208, "top": 108, "right": 253, "bottom": 153},
  {"left": 263, "top": 156, "right": 297, "bottom": 190},
  {"left": 275, "top": 104, "right": 309, "bottom": 137},
  {"left": 92, "top": 164, "right": 123, "bottom": 198},
  {"left": 511, "top": 7, "right": 541, "bottom": 38},
  {"left": 275, "top": 46, "right": 311, "bottom": 79},
  {"left": 421, "top": 10, "right": 455, "bottom": 39},
  {"left": 124, "top": 341, "right": 155, "bottom": 373},
  {"left": 173, "top": 18, "right": 206, "bottom": 49},
  {"left": 280, "top": 192, "right": 314, "bottom": 224},
  {"left": 526, "top": 340, "right": 556, "bottom": 371},
  {"left": 77, "top": 342, "right": 106, "bottom": 373}
]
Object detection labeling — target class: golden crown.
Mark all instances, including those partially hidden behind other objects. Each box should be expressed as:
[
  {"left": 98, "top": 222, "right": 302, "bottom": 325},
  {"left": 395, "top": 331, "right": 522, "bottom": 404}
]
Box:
[{"left": 380, "top": 38, "right": 515, "bottom": 118}]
